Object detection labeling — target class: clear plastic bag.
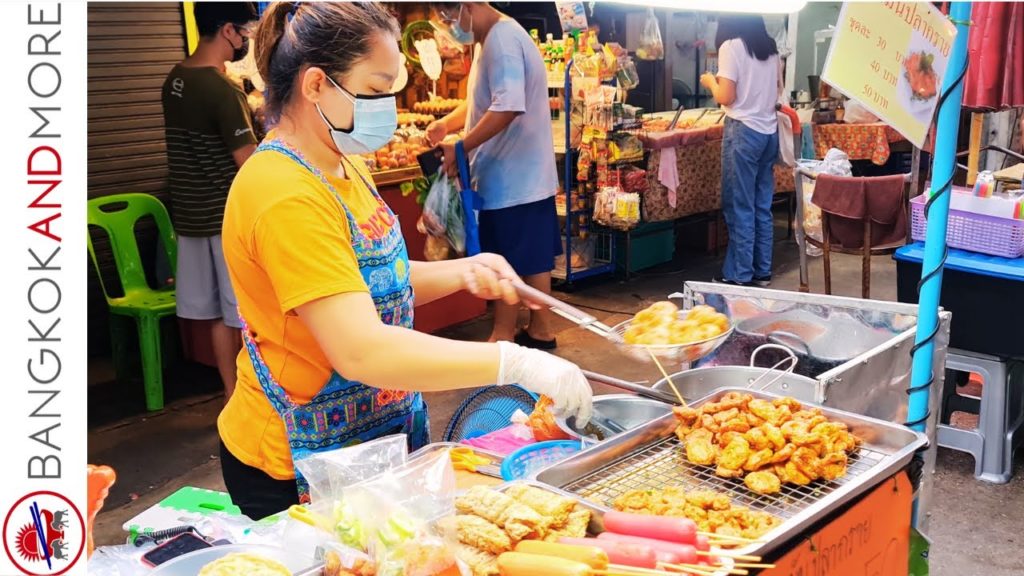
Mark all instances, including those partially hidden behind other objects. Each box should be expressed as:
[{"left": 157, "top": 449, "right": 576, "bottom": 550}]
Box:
[
  {"left": 318, "top": 541, "right": 378, "bottom": 576},
  {"left": 799, "top": 150, "right": 852, "bottom": 256},
  {"left": 423, "top": 171, "right": 467, "bottom": 256},
  {"left": 556, "top": 1, "right": 588, "bottom": 33},
  {"left": 594, "top": 186, "right": 641, "bottom": 230},
  {"left": 346, "top": 450, "right": 457, "bottom": 576},
  {"left": 293, "top": 434, "right": 409, "bottom": 506},
  {"left": 636, "top": 8, "right": 664, "bottom": 60}
]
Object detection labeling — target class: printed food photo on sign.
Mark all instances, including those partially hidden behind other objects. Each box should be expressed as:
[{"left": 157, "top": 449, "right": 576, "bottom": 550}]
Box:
[{"left": 897, "top": 32, "right": 945, "bottom": 123}]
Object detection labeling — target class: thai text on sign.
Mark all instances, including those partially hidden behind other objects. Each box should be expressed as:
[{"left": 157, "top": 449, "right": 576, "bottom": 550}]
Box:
[{"left": 822, "top": 2, "right": 957, "bottom": 148}]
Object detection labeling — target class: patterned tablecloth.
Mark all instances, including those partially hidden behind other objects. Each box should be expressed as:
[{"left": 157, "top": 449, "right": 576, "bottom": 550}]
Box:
[
  {"left": 812, "top": 122, "right": 906, "bottom": 165},
  {"left": 643, "top": 136, "right": 795, "bottom": 223}
]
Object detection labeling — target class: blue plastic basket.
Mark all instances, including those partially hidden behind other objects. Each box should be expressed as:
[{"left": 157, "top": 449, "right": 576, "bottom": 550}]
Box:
[
  {"left": 443, "top": 385, "right": 538, "bottom": 442},
  {"left": 500, "top": 441, "right": 582, "bottom": 481}
]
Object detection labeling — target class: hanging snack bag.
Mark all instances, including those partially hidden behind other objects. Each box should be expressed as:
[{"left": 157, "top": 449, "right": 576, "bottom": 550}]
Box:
[
  {"left": 636, "top": 8, "right": 664, "bottom": 60},
  {"left": 556, "top": 1, "right": 588, "bottom": 33}
]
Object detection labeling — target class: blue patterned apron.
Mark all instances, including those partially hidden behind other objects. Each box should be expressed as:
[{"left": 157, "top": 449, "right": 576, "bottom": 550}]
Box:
[{"left": 239, "top": 138, "right": 429, "bottom": 502}]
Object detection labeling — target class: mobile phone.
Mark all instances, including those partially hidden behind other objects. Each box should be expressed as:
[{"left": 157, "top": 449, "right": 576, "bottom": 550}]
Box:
[
  {"left": 417, "top": 147, "right": 444, "bottom": 177},
  {"left": 140, "top": 532, "right": 212, "bottom": 567}
]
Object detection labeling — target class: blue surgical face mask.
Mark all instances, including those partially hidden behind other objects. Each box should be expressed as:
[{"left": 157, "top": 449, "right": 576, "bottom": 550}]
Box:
[
  {"left": 316, "top": 75, "right": 397, "bottom": 155},
  {"left": 449, "top": 5, "right": 475, "bottom": 45}
]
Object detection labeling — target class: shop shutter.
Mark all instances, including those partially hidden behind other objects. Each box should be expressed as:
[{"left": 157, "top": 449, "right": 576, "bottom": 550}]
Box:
[{"left": 87, "top": 2, "right": 187, "bottom": 358}]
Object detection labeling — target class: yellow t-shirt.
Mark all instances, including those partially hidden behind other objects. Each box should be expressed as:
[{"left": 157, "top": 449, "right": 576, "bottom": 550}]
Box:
[{"left": 219, "top": 144, "right": 394, "bottom": 480}]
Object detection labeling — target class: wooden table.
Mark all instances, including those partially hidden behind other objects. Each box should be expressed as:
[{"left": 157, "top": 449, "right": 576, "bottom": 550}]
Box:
[{"left": 813, "top": 122, "right": 908, "bottom": 165}]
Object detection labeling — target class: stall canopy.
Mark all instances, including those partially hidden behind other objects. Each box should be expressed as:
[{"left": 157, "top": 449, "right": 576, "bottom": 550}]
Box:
[{"left": 962, "top": 1, "right": 1024, "bottom": 110}]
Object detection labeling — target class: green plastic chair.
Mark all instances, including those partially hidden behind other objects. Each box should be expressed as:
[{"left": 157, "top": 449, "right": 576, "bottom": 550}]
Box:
[{"left": 87, "top": 194, "right": 178, "bottom": 411}]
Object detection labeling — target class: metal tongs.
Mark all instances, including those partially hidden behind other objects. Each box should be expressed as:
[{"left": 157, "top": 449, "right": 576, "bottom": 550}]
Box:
[{"left": 512, "top": 280, "right": 624, "bottom": 343}]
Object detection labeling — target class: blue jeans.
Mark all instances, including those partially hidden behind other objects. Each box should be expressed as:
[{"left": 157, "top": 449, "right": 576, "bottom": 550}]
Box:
[{"left": 720, "top": 117, "right": 779, "bottom": 283}]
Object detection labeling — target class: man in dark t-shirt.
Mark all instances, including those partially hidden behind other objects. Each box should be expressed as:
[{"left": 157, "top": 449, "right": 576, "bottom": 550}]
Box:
[{"left": 161, "top": 2, "right": 257, "bottom": 400}]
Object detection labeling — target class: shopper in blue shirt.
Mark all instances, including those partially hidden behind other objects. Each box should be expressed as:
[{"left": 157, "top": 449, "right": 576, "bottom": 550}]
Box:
[{"left": 428, "top": 2, "right": 562, "bottom": 349}]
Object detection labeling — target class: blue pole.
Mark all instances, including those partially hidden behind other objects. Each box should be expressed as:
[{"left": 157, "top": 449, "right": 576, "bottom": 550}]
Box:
[{"left": 908, "top": 3, "right": 972, "bottom": 433}]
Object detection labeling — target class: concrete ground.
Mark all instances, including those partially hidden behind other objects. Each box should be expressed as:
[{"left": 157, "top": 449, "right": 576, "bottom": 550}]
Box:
[{"left": 89, "top": 218, "right": 1023, "bottom": 576}]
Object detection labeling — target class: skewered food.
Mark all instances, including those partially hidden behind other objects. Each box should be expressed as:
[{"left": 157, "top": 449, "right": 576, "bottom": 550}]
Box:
[
  {"left": 456, "top": 486, "right": 548, "bottom": 542},
  {"left": 612, "top": 487, "right": 781, "bottom": 540},
  {"left": 503, "top": 485, "right": 576, "bottom": 527},
  {"left": 454, "top": 544, "right": 499, "bottom": 576},
  {"left": 674, "top": 393, "right": 861, "bottom": 494},
  {"left": 623, "top": 302, "right": 729, "bottom": 346},
  {"left": 557, "top": 537, "right": 658, "bottom": 569},
  {"left": 450, "top": 515, "right": 513, "bottom": 555},
  {"left": 514, "top": 541, "right": 609, "bottom": 570},
  {"left": 496, "top": 551, "right": 592, "bottom": 576},
  {"left": 451, "top": 486, "right": 591, "bottom": 574}
]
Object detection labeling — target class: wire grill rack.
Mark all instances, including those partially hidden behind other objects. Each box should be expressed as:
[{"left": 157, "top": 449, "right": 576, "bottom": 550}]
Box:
[{"left": 562, "top": 435, "right": 887, "bottom": 520}]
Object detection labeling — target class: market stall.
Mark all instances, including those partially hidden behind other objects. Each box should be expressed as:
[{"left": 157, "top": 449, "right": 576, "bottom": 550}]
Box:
[
  {"left": 640, "top": 115, "right": 796, "bottom": 223},
  {"left": 89, "top": 278, "right": 948, "bottom": 576},
  {"left": 86, "top": 2, "right": 987, "bottom": 574}
]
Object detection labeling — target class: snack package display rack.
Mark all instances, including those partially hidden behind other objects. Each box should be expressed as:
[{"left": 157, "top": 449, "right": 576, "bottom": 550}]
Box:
[{"left": 556, "top": 57, "right": 618, "bottom": 283}]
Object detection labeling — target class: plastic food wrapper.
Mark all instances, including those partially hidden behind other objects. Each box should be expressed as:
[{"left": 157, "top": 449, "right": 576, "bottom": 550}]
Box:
[
  {"left": 555, "top": 1, "right": 588, "bottom": 33},
  {"left": 798, "top": 149, "right": 852, "bottom": 256},
  {"left": 973, "top": 170, "right": 996, "bottom": 198},
  {"left": 460, "top": 410, "right": 536, "bottom": 455},
  {"left": 422, "top": 170, "right": 468, "bottom": 256},
  {"left": 318, "top": 541, "right": 378, "bottom": 576},
  {"left": 620, "top": 165, "right": 650, "bottom": 196},
  {"left": 293, "top": 434, "right": 409, "bottom": 506},
  {"left": 594, "top": 186, "right": 641, "bottom": 230},
  {"left": 636, "top": 8, "right": 664, "bottom": 60},
  {"left": 345, "top": 449, "right": 458, "bottom": 576}
]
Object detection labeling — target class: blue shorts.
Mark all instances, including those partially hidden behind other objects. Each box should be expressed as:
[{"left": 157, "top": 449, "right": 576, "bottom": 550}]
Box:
[{"left": 478, "top": 196, "right": 563, "bottom": 277}]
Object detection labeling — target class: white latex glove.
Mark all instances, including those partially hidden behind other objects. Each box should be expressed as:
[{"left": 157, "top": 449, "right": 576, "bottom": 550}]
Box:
[{"left": 497, "top": 341, "right": 593, "bottom": 427}]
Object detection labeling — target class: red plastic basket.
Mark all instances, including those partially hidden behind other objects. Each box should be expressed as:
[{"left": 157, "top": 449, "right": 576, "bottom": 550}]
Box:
[{"left": 910, "top": 195, "right": 1024, "bottom": 258}]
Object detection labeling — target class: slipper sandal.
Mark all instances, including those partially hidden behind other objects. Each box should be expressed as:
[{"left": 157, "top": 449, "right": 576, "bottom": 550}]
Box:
[{"left": 514, "top": 331, "right": 558, "bottom": 350}]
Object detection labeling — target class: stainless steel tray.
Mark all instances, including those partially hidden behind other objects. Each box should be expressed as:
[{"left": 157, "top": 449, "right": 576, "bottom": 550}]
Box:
[
  {"left": 411, "top": 442, "right": 505, "bottom": 478},
  {"left": 533, "top": 387, "right": 928, "bottom": 557}
]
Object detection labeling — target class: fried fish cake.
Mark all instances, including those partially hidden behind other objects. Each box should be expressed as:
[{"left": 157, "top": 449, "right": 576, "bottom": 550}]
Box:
[{"left": 744, "top": 470, "right": 782, "bottom": 495}]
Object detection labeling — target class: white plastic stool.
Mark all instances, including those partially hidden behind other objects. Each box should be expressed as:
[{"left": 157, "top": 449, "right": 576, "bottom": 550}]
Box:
[{"left": 937, "top": 349, "right": 1024, "bottom": 483}]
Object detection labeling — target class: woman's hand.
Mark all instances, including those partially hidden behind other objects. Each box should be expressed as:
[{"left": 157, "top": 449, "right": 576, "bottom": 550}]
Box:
[
  {"left": 461, "top": 253, "right": 521, "bottom": 305},
  {"left": 426, "top": 120, "right": 448, "bottom": 147},
  {"left": 700, "top": 72, "right": 717, "bottom": 91},
  {"left": 498, "top": 341, "right": 594, "bottom": 426}
]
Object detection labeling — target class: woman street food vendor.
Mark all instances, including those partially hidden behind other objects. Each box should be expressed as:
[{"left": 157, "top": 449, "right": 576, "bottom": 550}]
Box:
[{"left": 218, "top": 1, "right": 593, "bottom": 520}]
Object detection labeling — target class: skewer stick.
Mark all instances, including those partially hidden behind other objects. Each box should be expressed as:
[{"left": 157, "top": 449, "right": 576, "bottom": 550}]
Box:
[
  {"left": 697, "top": 531, "right": 763, "bottom": 544},
  {"left": 721, "top": 562, "right": 777, "bottom": 570},
  {"left": 606, "top": 564, "right": 684, "bottom": 576},
  {"left": 656, "top": 562, "right": 724, "bottom": 575},
  {"left": 645, "top": 346, "right": 686, "bottom": 406},
  {"left": 697, "top": 550, "right": 762, "bottom": 562}
]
